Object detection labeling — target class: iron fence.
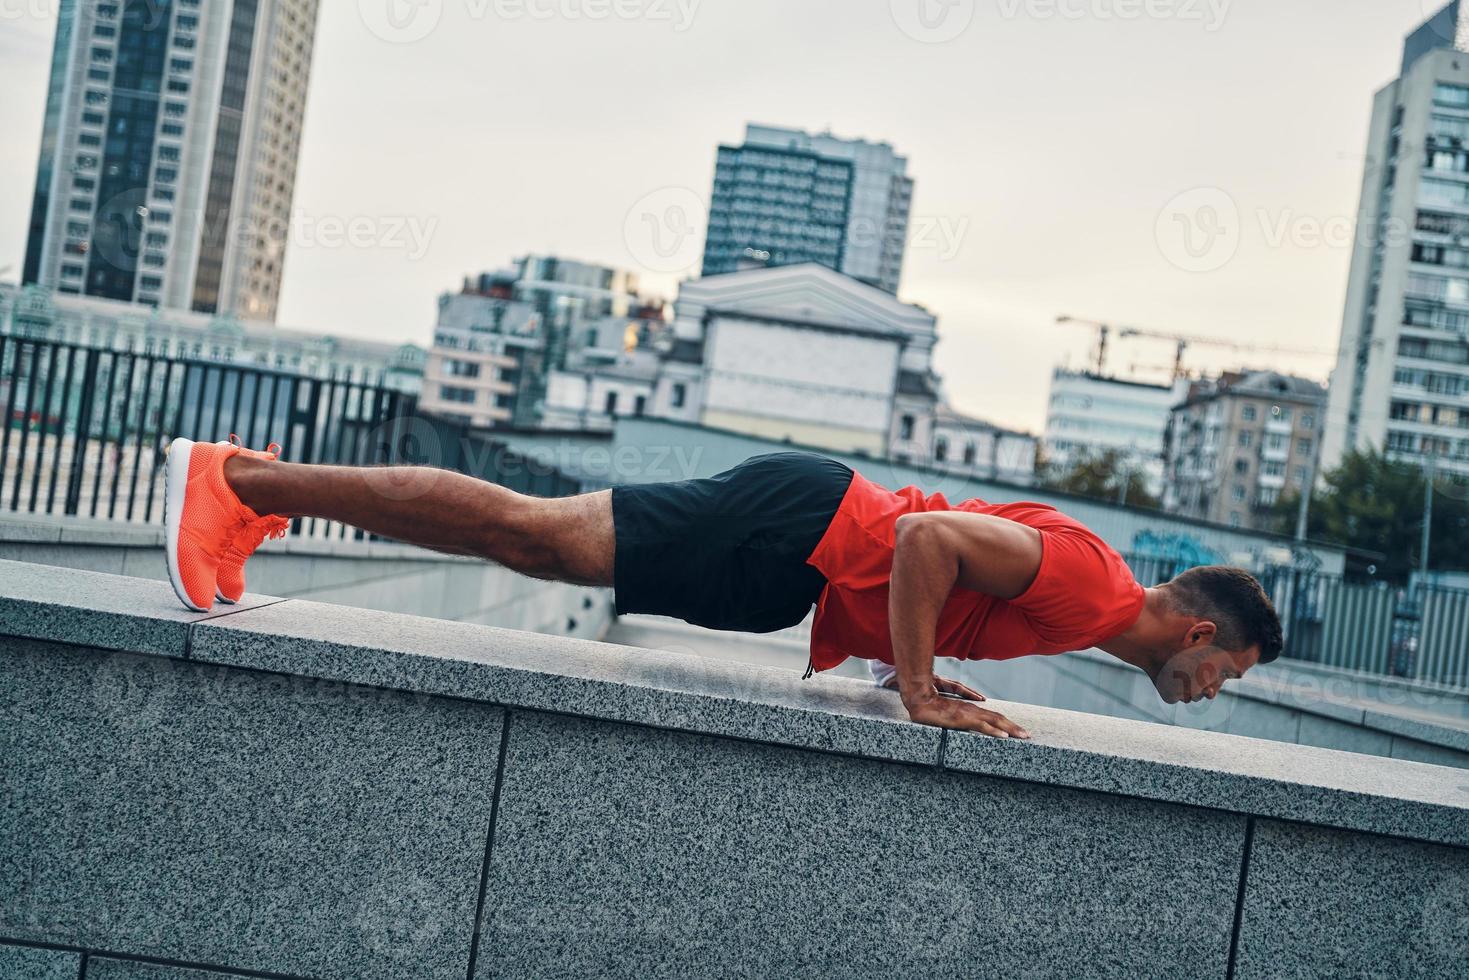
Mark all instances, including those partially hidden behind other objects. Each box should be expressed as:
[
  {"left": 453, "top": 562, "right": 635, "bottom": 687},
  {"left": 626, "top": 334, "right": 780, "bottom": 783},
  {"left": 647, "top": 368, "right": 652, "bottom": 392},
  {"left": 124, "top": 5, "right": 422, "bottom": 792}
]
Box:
[{"left": 0, "top": 335, "right": 583, "bottom": 540}]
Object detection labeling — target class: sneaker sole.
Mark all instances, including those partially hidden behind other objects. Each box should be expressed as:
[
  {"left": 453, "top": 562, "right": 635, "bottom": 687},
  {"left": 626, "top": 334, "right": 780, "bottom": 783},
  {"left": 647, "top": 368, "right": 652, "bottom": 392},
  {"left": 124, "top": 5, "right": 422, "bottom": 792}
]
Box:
[{"left": 163, "top": 437, "right": 210, "bottom": 612}]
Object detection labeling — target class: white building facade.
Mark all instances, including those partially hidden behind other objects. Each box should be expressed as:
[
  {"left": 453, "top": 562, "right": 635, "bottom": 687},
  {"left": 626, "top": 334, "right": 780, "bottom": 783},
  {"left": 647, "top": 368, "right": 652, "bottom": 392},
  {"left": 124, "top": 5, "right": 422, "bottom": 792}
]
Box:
[
  {"left": 22, "top": 0, "right": 319, "bottom": 322},
  {"left": 1323, "top": 2, "right": 1469, "bottom": 481},
  {"left": 1044, "top": 369, "right": 1183, "bottom": 497},
  {"left": 654, "top": 264, "right": 938, "bottom": 456}
]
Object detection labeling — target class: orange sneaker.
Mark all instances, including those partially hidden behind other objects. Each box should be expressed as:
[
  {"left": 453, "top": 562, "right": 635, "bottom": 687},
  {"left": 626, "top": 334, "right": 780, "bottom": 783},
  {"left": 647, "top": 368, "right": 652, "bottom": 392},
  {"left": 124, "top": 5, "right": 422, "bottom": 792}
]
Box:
[
  {"left": 215, "top": 437, "right": 289, "bottom": 605},
  {"left": 162, "top": 437, "right": 261, "bottom": 612}
]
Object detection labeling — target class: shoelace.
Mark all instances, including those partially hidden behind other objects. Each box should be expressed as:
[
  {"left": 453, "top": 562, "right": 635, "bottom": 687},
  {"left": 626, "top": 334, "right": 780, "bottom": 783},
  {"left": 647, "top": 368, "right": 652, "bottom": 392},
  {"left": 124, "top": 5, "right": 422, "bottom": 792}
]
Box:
[
  {"left": 228, "top": 515, "right": 291, "bottom": 558},
  {"left": 227, "top": 433, "right": 283, "bottom": 457}
]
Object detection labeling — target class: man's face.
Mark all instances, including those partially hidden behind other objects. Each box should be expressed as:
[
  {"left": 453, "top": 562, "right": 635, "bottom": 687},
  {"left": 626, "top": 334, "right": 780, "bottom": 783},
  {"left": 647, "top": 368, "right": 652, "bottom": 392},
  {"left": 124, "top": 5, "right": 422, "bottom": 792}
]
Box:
[{"left": 1150, "top": 640, "right": 1260, "bottom": 705}]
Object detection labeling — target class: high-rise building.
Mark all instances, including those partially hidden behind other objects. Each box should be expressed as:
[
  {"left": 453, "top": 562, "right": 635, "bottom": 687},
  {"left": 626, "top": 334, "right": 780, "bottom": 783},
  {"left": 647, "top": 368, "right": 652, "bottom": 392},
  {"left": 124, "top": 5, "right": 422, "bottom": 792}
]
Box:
[
  {"left": 701, "top": 124, "right": 914, "bottom": 294},
  {"left": 1163, "top": 371, "right": 1326, "bottom": 531},
  {"left": 22, "top": 0, "right": 320, "bottom": 323},
  {"left": 1322, "top": 2, "right": 1469, "bottom": 480}
]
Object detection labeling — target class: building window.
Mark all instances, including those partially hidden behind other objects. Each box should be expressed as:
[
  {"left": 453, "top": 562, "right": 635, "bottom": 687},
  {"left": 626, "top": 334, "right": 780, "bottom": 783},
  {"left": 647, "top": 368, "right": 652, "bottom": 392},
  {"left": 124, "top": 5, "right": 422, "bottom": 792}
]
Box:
[
  {"left": 1242, "top": 405, "right": 1257, "bottom": 421},
  {"left": 1238, "top": 431, "right": 1252, "bottom": 448},
  {"left": 1234, "top": 459, "right": 1248, "bottom": 475},
  {"left": 444, "top": 358, "right": 480, "bottom": 378},
  {"left": 671, "top": 382, "right": 686, "bottom": 408},
  {"left": 963, "top": 442, "right": 977, "bottom": 465},
  {"left": 1232, "top": 485, "right": 1246, "bottom": 503},
  {"left": 900, "top": 414, "right": 915, "bottom": 441},
  {"left": 438, "top": 385, "right": 476, "bottom": 404},
  {"left": 1436, "top": 83, "right": 1469, "bottom": 108},
  {"left": 1229, "top": 512, "right": 1242, "bottom": 528},
  {"left": 935, "top": 437, "right": 949, "bottom": 463},
  {"left": 604, "top": 391, "right": 618, "bottom": 415},
  {"left": 1271, "top": 405, "right": 1291, "bottom": 422},
  {"left": 634, "top": 394, "right": 647, "bottom": 416},
  {"left": 1297, "top": 438, "right": 1313, "bottom": 456}
]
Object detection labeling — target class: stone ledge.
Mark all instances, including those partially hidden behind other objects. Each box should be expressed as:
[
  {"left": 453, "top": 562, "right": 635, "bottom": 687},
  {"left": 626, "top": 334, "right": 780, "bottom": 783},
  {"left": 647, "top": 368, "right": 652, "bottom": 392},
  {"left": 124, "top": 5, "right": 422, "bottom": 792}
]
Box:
[
  {"left": 0, "top": 558, "right": 284, "bottom": 657},
  {"left": 4, "top": 559, "right": 1468, "bottom": 848}
]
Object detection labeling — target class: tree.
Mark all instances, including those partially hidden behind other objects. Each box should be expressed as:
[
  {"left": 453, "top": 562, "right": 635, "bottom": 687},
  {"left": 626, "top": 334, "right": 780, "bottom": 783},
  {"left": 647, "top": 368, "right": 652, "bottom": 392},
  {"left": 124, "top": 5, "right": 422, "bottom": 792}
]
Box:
[
  {"left": 1042, "top": 448, "right": 1161, "bottom": 510},
  {"left": 1268, "top": 449, "right": 1469, "bottom": 582}
]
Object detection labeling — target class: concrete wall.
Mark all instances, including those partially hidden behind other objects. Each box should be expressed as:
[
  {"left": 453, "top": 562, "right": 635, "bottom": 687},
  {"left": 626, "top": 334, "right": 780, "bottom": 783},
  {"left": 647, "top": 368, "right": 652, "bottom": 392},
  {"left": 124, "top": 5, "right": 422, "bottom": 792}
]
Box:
[
  {"left": 0, "top": 514, "right": 613, "bottom": 641},
  {"left": 2, "top": 561, "right": 1466, "bottom": 979}
]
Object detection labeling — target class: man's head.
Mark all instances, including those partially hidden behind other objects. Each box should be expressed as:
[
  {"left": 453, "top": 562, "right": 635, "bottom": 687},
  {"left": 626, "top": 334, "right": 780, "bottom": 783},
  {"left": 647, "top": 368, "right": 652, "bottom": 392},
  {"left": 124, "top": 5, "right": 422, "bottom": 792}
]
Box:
[{"left": 1145, "top": 566, "right": 1283, "bottom": 704}]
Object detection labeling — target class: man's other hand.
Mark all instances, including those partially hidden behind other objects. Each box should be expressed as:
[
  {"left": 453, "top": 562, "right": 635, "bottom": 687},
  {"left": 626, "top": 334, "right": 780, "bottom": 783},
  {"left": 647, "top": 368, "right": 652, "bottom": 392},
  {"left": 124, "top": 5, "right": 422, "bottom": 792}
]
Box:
[{"left": 902, "top": 690, "right": 1031, "bottom": 738}]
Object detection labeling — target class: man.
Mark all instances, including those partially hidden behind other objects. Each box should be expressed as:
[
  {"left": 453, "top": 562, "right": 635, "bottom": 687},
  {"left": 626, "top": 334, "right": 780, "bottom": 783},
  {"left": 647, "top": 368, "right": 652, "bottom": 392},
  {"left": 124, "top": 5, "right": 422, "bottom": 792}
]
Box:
[{"left": 163, "top": 439, "right": 1283, "bottom": 738}]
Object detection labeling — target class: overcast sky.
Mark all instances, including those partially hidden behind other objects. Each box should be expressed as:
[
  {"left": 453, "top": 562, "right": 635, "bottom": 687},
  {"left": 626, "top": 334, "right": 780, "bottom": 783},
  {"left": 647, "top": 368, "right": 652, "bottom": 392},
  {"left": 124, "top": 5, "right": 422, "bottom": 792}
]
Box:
[{"left": 0, "top": 0, "right": 1450, "bottom": 432}]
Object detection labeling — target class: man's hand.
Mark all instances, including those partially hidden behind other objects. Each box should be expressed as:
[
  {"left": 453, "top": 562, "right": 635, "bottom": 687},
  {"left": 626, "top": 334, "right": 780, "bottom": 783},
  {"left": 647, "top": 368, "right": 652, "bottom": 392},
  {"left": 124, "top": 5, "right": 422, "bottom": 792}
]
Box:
[
  {"left": 881, "top": 674, "right": 986, "bottom": 702},
  {"left": 902, "top": 688, "right": 1031, "bottom": 738}
]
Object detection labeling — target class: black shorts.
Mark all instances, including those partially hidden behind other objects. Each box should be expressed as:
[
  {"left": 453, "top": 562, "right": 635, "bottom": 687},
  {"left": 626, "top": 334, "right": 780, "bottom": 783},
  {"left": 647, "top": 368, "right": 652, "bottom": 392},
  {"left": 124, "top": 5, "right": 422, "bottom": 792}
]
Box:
[{"left": 612, "top": 452, "right": 854, "bottom": 633}]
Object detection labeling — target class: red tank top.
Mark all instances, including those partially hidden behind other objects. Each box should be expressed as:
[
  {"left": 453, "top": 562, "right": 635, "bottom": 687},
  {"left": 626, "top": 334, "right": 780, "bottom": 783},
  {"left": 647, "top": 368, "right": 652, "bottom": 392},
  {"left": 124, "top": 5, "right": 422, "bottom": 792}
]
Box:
[{"left": 803, "top": 471, "right": 1145, "bottom": 674}]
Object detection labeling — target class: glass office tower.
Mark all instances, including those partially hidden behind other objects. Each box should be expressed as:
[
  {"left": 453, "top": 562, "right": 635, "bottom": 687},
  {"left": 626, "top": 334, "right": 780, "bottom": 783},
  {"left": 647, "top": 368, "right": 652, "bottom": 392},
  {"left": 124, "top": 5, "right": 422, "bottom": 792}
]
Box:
[
  {"left": 22, "top": 0, "right": 320, "bottom": 323},
  {"left": 701, "top": 124, "right": 914, "bottom": 294}
]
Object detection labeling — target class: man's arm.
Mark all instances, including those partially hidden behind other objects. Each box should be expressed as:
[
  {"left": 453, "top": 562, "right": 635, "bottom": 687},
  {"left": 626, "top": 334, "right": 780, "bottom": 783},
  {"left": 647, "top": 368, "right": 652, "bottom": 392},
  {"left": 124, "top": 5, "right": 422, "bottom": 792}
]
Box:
[{"left": 890, "top": 511, "right": 1040, "bottom": 737}]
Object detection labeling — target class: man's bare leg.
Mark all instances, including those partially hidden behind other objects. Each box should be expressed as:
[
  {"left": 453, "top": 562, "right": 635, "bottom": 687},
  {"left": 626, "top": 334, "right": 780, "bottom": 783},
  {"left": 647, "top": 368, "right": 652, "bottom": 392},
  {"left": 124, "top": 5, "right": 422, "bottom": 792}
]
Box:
[{"left": 223, "top": 455, "right": 615, "bottom": 587}]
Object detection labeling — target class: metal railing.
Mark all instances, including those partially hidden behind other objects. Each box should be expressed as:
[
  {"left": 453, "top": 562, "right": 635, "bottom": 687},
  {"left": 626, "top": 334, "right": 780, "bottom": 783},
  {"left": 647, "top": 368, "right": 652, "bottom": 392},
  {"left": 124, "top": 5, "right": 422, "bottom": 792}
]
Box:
[{"left": 0, "top": 336, "right": 583, "bottom": 539}]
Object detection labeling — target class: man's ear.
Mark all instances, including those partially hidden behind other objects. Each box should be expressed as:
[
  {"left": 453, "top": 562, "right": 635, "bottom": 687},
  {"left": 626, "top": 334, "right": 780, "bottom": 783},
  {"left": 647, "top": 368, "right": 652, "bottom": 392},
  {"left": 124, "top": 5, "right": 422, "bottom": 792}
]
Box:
[{"left": 1184, "top": 621, "right": 1218, "bottom": 649}]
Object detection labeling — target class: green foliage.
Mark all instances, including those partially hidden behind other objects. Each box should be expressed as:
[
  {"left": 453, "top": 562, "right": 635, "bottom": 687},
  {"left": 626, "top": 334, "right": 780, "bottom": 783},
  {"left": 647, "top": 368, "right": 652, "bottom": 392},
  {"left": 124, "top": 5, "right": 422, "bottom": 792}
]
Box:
[
  {"left": 1042, "top": 447, "right": 1161, "bottom": 511},
  {"left": 1268, "top": 449, "right": 1469, "bottom": 581}
]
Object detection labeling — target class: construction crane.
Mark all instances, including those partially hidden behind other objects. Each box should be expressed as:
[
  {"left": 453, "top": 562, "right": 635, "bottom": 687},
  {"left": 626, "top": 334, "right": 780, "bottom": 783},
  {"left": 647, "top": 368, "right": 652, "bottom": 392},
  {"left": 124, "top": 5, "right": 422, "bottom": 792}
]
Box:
[{"left": 1055, "top": 315, "right": 1334, "bottom": 381}]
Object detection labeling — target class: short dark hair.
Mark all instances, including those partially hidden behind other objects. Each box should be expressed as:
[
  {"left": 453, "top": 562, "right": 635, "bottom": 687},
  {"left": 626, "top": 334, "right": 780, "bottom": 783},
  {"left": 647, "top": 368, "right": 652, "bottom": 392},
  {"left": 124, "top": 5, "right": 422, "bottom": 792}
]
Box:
[{"left": 1165, "top": 566, "right": 1283, "bottom": 663}]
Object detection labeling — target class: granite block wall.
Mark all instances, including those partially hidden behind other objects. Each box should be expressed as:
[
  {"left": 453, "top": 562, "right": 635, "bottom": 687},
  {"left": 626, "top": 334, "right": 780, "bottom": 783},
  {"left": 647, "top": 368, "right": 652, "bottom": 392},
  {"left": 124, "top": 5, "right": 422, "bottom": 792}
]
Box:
[{"left": 3, "top": 562, "right": 1468, "bottom": 978}]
